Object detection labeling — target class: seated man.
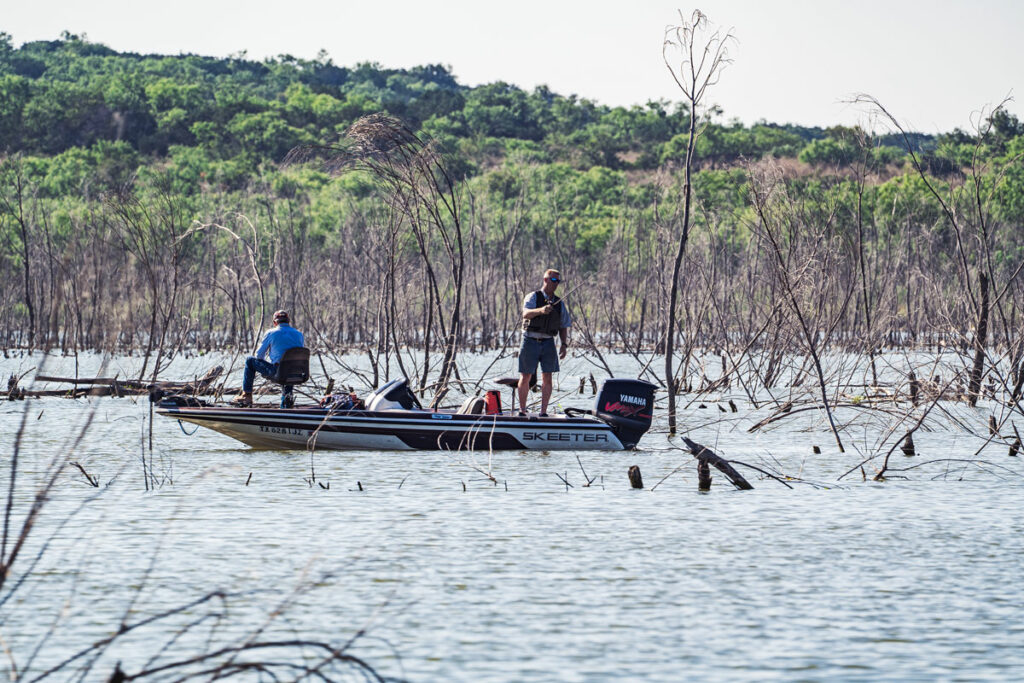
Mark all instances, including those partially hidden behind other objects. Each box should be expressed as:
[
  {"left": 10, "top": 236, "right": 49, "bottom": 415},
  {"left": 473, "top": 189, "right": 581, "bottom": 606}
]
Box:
[{"left": 234, "top": 309, "right": 305, "bottom": 407}]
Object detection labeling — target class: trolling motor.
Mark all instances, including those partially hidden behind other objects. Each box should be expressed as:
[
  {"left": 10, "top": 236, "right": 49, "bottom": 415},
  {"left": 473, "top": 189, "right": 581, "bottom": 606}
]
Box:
[
  {"left": 148, "top": 387, "right": 210, "bottom": 408},
  {"left": 565, "top": 378, "right": 657, "bottom": 448}
]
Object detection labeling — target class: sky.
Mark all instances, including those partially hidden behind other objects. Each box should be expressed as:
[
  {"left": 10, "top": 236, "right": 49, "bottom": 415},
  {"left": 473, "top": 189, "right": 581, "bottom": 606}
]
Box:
[{"left": 4, "top": 0, "right": 1022, "bottom": 133}]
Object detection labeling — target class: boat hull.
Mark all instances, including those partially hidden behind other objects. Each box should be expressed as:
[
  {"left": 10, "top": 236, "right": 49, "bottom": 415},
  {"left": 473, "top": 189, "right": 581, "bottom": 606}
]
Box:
[{"left": 157, "top": 405, "right": 629, "bottom": 451}]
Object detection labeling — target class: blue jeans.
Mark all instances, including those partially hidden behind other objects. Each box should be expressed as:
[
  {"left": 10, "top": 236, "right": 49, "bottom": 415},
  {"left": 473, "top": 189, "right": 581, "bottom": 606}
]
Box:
[
  {"left": 518, "top": 337, "right": 559, "bottom": 374},
  {"left": 243, "top": 357, "right": 293, "bottom": 407}
]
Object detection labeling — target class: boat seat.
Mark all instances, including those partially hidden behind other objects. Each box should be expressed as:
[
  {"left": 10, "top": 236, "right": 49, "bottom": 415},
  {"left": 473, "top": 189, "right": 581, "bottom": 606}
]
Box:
[
  {"left": 456, "top": 396, "right": 487, "bottom": 415},
  {"left": 271, "top": 347, "right": 311, "bottom": 386},
  {"left": 494, "top": 374, "right": 536, "bottom": 389}
]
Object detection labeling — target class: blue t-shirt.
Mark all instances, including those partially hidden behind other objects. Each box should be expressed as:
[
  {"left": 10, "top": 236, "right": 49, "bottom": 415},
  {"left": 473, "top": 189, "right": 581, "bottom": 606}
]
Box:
[{"left": 255, "top": 324, "right": 305, "bottom": 363}]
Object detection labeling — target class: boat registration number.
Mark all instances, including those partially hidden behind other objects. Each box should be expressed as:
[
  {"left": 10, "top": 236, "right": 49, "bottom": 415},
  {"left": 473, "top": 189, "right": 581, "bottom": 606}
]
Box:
[{"left": 258, "top": 425, "right": 308, "bottom": 435}]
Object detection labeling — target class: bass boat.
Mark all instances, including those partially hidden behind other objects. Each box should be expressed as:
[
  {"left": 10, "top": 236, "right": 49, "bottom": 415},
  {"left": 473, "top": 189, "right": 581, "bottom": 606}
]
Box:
[{"left": 156, "top": 377, "right": 656, "bottom": 451}]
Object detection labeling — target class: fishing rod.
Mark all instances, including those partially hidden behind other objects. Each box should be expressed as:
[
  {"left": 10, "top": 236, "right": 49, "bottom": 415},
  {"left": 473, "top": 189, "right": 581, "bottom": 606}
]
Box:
[
  {"left": 537, "top": 274, "right": 592, "bottom": 308},
  {"left": 468, "top": 274, "right": 594, "bottom": 392}
]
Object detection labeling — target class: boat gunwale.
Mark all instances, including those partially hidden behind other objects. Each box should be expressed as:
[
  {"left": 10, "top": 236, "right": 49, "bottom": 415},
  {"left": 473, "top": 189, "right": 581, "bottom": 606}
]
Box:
[{"left": 157, "top": 405, "right": 608, "bottom": 427}]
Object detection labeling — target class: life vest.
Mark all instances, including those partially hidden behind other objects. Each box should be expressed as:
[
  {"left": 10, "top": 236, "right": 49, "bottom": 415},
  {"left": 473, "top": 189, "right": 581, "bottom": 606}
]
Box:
[{"left": 523, "top": 290, "right": 563, "bottom": 336}]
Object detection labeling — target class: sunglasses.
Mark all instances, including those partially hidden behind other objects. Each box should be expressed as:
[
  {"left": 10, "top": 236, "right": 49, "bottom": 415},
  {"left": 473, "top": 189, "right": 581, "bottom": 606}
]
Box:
[{"left": 548, "top": 276, "right": 561, "bottom": 283}]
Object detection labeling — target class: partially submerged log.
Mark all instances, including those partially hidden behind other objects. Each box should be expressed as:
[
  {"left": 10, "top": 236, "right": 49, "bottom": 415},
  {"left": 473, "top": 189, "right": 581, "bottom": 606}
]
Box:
[
  {"left": 3, "top": 366, "right": 226, "bottom": 399},
  {"left": 681, "top": 437, "right": 753, "bottom": 490},
  {"left": 35, "top": 375, "right": 119, "bottom": 384},
  {"left": 148, "top": 366, "right": 225, "bottom": 394}
]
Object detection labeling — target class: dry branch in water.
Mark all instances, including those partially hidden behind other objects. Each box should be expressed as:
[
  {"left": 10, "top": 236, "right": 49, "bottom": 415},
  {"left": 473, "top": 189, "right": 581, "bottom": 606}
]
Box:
[
  {"left": 0, "top": 386, "right": 391, "bottom": 681},
  {"left": 287, "top": 114, "right": 466, "bottom": 405},
  {"left": 681, "top": 437, "right": 753, "bottom": 490}
]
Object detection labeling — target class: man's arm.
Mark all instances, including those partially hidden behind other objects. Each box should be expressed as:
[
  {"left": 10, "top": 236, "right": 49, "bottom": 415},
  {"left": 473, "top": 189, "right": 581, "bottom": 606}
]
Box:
[
  {"left": 558, "top": 301, "right": 571, "bottom": 359},
  {"left": 522, "top": 293, "right": 553, "bottom": 320},
  {"left": 523, "top": 304, "right": 554, "bottom": 320},
  {"left": 255, "top": 332, "right": 272, "bottom": 360}
]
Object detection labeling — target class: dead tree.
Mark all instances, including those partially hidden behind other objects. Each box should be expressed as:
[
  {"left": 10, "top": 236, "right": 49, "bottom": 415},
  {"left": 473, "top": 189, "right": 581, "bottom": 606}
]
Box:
[
  {"left": 854, "top": 95, "right": 1024, "bottom": 407},
  {"left": 287, "top": 114, "right": 466, "bottom": 406},
  {"left": 108, "top": 185, "right": 194, "bottom": 382},
  {"left": 747, "top": 161, "right": 853, "bottom": 452},
  {"left": 661, "top": 10, "right": 735, "bottom": 433},
  {"left": 849, "top": 127, "right": 882, "bottom": 386},
  {"left": 0, "top": 159, "right": 36, "bottom": 351}
]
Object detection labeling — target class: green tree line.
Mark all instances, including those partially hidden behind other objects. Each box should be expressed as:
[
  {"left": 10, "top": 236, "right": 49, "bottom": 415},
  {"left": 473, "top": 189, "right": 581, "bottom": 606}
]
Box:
[{"left": 1, "top": 31, "right": 943, "bottom": 187}]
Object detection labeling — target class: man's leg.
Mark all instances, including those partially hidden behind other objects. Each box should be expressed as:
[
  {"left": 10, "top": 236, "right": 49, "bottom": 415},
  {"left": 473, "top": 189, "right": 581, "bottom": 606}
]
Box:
[
  {"left": 539, "top": 372, "right": 553, "bottom": 416},
  {"left": 236, "top": 357, "right": 259, "bottom": 404},
  {"left": 538, "top": 338, "right": 558, "bottom": 416},
  {"left": 517, "top": 374, "right": 532, "bottom": 415},
  {"left": 240, "top": 357, "right": 277, "bottom": 404},
  {"left": 517, "top": 338, "right": 540, "bottom": 415},
  {"left": 242, "top": 357, "right": 258, "bottom": 393}
]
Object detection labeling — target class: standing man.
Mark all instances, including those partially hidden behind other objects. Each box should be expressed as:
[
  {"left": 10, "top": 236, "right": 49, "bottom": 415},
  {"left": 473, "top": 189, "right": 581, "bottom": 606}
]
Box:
[
  {"left": 519, "top": 269, "right": 572, "bottom": 417},
  {"left": 234, "top": 309, "right": 305, "bottom": 408}
]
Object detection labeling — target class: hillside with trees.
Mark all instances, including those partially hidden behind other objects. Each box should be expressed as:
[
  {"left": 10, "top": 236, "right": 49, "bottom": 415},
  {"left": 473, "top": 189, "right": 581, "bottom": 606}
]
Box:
[{"left": 1, "top": 31, "right": 937, "bottom": 192}]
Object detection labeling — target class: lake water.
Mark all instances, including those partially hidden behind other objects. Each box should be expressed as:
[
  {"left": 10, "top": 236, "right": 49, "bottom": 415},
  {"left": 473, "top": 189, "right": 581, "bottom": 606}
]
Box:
[{"left": 2, "top": 350, "right": 1023, "bottom": 681}]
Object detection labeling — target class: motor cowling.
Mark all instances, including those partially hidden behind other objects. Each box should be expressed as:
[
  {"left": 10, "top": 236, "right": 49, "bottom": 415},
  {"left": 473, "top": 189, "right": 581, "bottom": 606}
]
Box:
[
  {"left": 365, "top": 378, "right": 424, "bottom": 411},
  {"left": 594, "top": 378, "right": 657, "bottom": 448}
]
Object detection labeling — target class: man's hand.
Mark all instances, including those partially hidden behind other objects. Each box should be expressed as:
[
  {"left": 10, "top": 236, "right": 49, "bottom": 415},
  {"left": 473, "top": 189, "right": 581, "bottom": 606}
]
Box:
[
  {"left": 541, "top": 304, "right": 554, "bottom": 315},
  {"left": 559, "top": 344, "right": 568, "bottom": 359}
]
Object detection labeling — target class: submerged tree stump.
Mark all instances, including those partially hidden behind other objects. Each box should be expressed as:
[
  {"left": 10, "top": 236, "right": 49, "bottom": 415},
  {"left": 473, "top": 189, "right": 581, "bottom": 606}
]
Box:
[
  {"left": 901, "top": 432, "right": 916, "bottom": 457},
  {"left": 697, "top": 459, "right": 711, "bottom": 491},
  {"left": 627, "top": 465, "right": 644, "bottom": 489}
]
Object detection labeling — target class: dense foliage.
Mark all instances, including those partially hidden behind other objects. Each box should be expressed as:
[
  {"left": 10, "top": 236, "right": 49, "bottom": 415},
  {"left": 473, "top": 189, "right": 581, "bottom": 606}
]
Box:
[{"left": 1, "top": 32, "right": 923, "bottom": 187}]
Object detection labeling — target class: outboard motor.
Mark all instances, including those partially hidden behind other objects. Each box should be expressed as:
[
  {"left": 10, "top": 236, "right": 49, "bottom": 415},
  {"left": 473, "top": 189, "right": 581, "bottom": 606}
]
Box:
[
  {"left": 594, "top": 378, "right": 657, "bottom": 448},
  {"left": 365, "top": 378, "right": 424, "bottom": 411}
]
